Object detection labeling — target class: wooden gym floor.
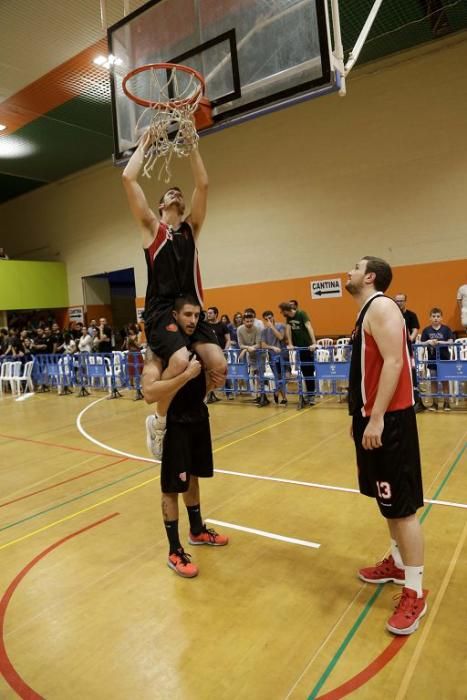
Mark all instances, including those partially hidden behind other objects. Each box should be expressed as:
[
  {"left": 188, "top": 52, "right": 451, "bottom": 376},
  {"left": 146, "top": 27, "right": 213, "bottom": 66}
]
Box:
[{"left": 0, "top": 390, "right": 466, "bottom": 699}]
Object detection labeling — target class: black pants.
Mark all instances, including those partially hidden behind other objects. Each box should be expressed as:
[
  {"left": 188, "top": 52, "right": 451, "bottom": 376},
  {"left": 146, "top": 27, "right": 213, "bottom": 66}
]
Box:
[{"left": 298, "top": 349, "right": 315, "bottom": 396}]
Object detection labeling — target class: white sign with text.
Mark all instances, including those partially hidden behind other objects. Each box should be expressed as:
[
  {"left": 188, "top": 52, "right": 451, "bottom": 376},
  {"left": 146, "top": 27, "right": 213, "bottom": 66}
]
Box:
[{"left": 310, "top": 278, "right": 342, "bottom": 299}]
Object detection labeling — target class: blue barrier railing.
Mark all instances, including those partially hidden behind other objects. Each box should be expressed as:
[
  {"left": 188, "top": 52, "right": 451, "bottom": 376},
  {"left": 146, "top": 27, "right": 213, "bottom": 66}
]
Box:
[
  {"left": 26, "top": 351, "right": 145, "bottom": 399},
  {"left": 2, "top": 341, "right": 465, "bottom": 405}
]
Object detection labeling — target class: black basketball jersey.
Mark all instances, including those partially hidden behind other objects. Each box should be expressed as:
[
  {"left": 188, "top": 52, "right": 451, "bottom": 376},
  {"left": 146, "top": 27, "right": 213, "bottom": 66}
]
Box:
[
  {"left": 144, "top": 221, "right": 204, "bottom": 316},
  {"left": 168, "top": 359, "right": 208, "bottom": 424}
]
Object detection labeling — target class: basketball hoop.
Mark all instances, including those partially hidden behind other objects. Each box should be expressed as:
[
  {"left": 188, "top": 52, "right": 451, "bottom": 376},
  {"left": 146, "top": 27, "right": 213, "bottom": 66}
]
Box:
[{"left": 122, "top": 63, "right": 211, "bottom": 182}]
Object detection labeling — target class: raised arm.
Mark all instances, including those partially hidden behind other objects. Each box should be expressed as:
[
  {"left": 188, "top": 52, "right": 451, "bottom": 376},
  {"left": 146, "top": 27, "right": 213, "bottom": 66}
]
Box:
[
  {"left": 186, "top": 147, "right": 208, "bottom": 239},
  {"left": 122, "top": 132, "right": 158, "bottom": 248}
]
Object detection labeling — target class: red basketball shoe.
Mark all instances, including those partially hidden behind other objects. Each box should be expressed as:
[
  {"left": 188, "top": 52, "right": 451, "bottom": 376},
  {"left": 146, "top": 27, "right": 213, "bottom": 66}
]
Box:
[
  {"left": 386, "top": 587, "right": 427, "bottom": 635},
  {"left": 358, "top": 555, "right": 405, "bottom": 585}
]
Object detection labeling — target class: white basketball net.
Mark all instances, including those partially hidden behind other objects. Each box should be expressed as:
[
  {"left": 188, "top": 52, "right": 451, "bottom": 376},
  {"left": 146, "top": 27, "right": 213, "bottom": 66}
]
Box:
[{"left": 133, "top": 66, "right": 203, "bottom": 182}]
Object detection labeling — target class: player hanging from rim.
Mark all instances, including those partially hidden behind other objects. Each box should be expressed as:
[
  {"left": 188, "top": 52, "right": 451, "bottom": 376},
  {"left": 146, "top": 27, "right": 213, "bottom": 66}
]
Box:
[{"left": 122, "top": 129, "right": 227, "bottom": 459}]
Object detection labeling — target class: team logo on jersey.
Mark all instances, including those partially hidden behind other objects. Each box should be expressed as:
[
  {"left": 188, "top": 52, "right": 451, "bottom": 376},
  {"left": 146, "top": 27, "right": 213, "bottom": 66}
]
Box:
[
  {"left": 179, "top": 472, "right": 187, "bottom": 482},
  {"left": 166, "top": 323, "right": 178, "bottom": 332}
]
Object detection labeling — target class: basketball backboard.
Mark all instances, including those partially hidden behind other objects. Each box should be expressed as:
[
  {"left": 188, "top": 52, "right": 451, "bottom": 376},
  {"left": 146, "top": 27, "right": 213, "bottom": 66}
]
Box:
[{"left": 108, "top": 0, "right": 337, "bottom": 164}]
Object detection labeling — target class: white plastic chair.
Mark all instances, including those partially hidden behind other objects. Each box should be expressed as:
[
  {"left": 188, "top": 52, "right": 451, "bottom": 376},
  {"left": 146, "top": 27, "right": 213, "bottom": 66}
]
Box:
[
  {"left": 11, "top": 361, "right": 34, "bottom": 395},
  {"left": 0, "top": 361, "right": 14, "bottom": 395},
  {"left": 317, "top": 338, "right": 334, "bottom": 348}
]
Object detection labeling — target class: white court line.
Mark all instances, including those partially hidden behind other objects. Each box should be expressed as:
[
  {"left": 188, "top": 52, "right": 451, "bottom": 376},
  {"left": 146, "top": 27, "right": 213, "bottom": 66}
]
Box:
[
  {"left": 216, "top": 468, "right": 360, "bottom": 494},
  {"left": 205, "top": 518, "right": 320, "bottom": 549},
  {"left": 76, "top": 399, "right": 467, "bottom": 511},
  {"left": 15, "top": 392, "right": 35, "bottom": 402},
  {"left": 76, "top": 398, "right": 157, "bottom": 463}
]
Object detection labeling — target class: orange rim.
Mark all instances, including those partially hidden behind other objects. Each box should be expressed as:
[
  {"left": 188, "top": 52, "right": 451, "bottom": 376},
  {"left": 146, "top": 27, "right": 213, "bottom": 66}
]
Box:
[{"left": 122, "top": 62, "right": 205, "bottom": 109}]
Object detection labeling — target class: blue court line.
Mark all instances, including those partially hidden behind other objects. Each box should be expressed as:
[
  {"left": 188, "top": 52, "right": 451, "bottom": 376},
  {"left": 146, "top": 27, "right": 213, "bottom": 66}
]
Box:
[{"left": 307, "top": 440, "right": 467, "bottom": 700}]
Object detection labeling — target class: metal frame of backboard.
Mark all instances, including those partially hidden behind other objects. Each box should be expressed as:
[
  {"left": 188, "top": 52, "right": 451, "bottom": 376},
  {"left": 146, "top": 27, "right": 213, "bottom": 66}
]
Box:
[{"left": 107, "top": 0, "right": 386, "bottom": 164}]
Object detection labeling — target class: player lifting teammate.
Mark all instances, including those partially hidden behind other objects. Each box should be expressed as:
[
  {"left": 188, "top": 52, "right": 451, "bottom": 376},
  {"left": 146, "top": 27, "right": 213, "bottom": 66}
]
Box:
[
  {"left": 142, "top": 295, "right": 228, "bottom": 577},
  {"left": 122, "top": 132, "right": 227, "bottom": 458}
]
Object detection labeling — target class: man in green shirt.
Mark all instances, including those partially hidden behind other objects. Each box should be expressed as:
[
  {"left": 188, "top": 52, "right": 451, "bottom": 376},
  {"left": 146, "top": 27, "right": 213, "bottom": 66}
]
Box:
[{"left": 279, "top": 302, "right": 317, "bottom": 406}]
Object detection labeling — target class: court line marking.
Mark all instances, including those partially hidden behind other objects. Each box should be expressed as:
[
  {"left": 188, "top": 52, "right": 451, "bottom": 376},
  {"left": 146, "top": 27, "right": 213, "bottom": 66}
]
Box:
[
  {"left": 0, "top": 458, "right": 128, "bottom": 509},
  {"left": 0, "top": 465, "right": 156, "bottom": 534},
  {"left": 0, "top": 476, "right": 158, "bottom": 552},
  {"left": 76, "top": 402, "right": 467, "bottom": 512},
  {"left": 394, "top": 520, "right": 467, "bottom": 700},
  {"left": 76, "top": 396, "right": 317, "bottom": 462},
  {"left": 305, "top": 440, "right": 467, "bottom": 700},
  {"left": 0, "top": 513, "right": 119, "bottom": 700},
  {"left": 205, "top": 519, "right": 320, "bottom": 549}
]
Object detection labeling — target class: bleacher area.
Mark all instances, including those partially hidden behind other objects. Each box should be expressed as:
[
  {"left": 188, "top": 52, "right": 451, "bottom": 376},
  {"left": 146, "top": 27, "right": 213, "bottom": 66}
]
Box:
[{"left": 1, "top": 341, "right": 466, "bottom": 408}]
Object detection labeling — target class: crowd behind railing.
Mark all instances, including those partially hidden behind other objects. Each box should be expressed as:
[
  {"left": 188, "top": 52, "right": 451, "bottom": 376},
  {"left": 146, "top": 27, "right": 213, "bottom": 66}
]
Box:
[{"left": 1, "top": 303, "right": 466, "bottom": 409}]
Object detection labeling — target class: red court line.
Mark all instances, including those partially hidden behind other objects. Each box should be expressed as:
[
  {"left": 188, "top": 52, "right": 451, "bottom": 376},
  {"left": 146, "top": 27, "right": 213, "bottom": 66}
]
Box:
[
  {"left": 317, "top": 590, "right": 430, "bottom": 700},
  {"left": 317, "top": 636, "right": 408, "bottom": 700},
  {"left": 0, "top": 458, "right": 128, "bottom": 509},
  {"left": 0, "top": 512, "right": 119, "bottom": 699},
  {"left": 0, "top": 432, "right": 147, "bottom": 462}
]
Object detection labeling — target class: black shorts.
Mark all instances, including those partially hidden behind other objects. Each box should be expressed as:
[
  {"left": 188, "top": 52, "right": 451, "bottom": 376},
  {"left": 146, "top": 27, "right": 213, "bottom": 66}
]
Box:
[
  {"left": 145, "top": 300, "right": 219, "bottom": 362},
  {"left": 352, "top": 407, "right": 424, "bottom": 519},
  {"left": 161, "top": 419, "right": 214, "bottom": 494}
]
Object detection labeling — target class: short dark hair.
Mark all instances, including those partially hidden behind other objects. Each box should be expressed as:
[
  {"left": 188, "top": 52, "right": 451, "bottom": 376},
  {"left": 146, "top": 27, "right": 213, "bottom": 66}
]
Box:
[
  {"left": 244, "top": 307, "right": 256, "bottom": 316},
  {"left": 208, "top": 306, "right": 219, "bottom": 317},
  {"left": 174, "top": 295, "right": 200, "bottom": 312},
  {"left": 362, "top": 256, "right": 393, "bottom": 292},
  {"left": 289, "top": 299, "right": 298, "bottom": 307},
  {"left": 158, "top": 186, "right": 182, "bottom": 214},
  {"left": 430, "top": 307, "right": 442, "bottom": 315},
  {"left": 262, "top": 310, "right": 274, "bottom": 318},
  {"left": 279, "top": 302, "right": 293, "bottom": 312}
]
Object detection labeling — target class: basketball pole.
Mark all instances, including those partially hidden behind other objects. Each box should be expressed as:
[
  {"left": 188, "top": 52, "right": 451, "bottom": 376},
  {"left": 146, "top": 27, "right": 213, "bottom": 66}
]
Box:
[
  {"left": 344, "top": 0, "right": 385, "bottom": 76},
  {"left": 329, "top": 0, "right": 346, "bottom": 96}
]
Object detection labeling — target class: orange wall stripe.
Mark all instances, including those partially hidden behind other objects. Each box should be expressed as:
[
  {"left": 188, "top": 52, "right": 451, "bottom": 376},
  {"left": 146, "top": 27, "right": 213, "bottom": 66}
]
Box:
[
  {"left": 136, "top": 258, "right": 466, "bottom": 337},
  {"left": 0, "top": 38, "right": 108, "bottom": 135}
]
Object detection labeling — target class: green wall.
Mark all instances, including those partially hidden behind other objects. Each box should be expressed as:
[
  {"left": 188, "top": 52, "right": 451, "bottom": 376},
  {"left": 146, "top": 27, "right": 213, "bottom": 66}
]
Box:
[{"left": 0, "top": 261, "right": 68, "bottom": 310}]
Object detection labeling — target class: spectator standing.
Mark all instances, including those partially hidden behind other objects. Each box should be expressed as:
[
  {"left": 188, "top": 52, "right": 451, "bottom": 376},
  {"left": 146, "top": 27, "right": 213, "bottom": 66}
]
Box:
[
  {"left": 261, "top": 310, "right": 287, "bottom": 405},
  {"left": 206, "top": 307, "right": 231, "bottom": 403},
  {"left": 279, "top": 302, "right": 317, "bottom": 405},
  {"left": 78, "top": 326, "right": 93, "bottom": 353},
  {"left": 244, "top": 308, "right": 264, "bottom": 332},
  {"left": 394, "top": 294, "right": 425, "bottom": 412},
  {"left": 421, "top": 308, "right": 454, "bottom": 411},
  {"left": 238, "top": 312, "right": 268, "bottom": 405},
  {"left": 97, "top": 317, "right": 113, "bottom": 353},
  {"left": 457, "top": 282, "right": 467, "bottom": 331},
  {"left": 227, "top": 312, "right": 243, "bottom": 347}
]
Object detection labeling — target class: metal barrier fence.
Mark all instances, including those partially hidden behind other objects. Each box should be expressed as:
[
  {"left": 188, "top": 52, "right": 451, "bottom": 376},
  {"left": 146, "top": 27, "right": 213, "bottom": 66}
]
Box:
[
  {"left": 1, "top": 342, "right": 465, "bottom": 406},
  {"left": 30, "top": 352, "right": 144, "bottom": 399}
]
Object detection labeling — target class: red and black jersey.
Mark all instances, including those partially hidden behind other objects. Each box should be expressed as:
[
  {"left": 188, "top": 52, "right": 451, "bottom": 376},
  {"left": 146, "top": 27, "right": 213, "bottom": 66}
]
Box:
[
  {"left": 144, "top": 220, "right": 203, "bottom": 317},
  {"left": 349, "top": 293, "right": 413, "bottom": 417}
]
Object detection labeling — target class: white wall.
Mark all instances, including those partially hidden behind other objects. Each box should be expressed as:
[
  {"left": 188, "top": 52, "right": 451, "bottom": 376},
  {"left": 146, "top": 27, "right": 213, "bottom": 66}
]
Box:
[{"left": 0, "top": 33, "right": 466, "bottom": 305}]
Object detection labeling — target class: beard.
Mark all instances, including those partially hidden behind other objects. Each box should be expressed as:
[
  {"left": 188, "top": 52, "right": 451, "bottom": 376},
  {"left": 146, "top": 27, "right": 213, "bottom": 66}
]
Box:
[{"left": 345, "top": 280, "right": 360, "bottom": 295}]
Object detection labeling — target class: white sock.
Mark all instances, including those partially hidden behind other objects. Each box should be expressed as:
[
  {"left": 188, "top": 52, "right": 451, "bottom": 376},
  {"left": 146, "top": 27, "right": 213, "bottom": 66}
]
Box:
[
  {"left": 155, "top": 414, "right": 166, "bottom": 429},
  {"left": 404, "top": 565, "right": 424, "bottom": 597},
  {"left": 391, "top": 539, "right": 404, "bottom": 568}
]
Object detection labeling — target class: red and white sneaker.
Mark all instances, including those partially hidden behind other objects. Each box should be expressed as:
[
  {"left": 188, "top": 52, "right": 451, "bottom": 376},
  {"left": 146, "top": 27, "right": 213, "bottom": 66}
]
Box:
[
  {"left": 358, "top": 555, "right": 405, "bottom": 585},
  {"left": 167, "top": 548, "right": 198, "bottom": 578},
  {"left": 188, "top": 527, "right": 229, "bottom": 546},
  {"left": 386, "top": 587, "right": 427, "bottom": 635}
]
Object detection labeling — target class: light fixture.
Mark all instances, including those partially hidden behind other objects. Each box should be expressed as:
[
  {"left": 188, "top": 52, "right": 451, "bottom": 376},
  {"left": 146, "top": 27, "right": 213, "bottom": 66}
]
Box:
[
  {"left": 0, "top": 124, "right": 6, "bottom": 131},
  {"left": 93, "top": 54, "right": 123, "bottom": 70}
]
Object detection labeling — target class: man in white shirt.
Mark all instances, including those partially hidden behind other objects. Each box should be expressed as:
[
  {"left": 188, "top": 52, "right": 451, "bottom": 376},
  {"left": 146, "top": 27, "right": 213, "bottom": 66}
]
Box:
[{"left": 457, "top": 283, "right": 467, "bottom": 330}]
